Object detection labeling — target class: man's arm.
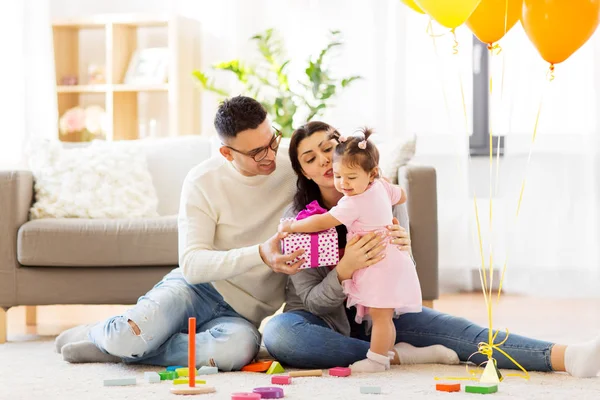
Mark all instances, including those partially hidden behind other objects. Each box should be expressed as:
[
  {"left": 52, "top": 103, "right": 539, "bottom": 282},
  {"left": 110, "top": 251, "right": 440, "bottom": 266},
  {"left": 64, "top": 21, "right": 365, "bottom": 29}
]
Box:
[
  {"left": 178, "top": 180, "right": 264, "bottom": 284},
  {"left": 178, "top": 180, "right": 304, "bottom": 284}
]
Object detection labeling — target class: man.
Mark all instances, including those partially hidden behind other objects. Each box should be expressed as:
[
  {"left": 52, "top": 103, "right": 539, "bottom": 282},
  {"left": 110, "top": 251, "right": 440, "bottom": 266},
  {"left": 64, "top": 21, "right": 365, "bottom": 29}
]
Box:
[{"left": 54, "top": 96, "right": 305, "bottom": 370}]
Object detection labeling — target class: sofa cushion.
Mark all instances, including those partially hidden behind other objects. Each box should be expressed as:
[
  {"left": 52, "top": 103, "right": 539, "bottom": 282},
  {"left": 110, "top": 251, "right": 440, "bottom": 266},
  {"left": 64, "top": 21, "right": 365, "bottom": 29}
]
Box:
[{"left": 17, "top": 216, "right": 177, "bottom": 267}]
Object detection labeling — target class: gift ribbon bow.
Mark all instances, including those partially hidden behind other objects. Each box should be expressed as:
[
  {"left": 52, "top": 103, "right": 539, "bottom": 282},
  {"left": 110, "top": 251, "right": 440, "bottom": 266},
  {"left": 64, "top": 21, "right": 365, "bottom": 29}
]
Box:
[
  {"left": 296, "top": 200, "right": 327, "bottom": 220},
  {"left": 296, "top": 200, "right": 327, "bottom": 266}
]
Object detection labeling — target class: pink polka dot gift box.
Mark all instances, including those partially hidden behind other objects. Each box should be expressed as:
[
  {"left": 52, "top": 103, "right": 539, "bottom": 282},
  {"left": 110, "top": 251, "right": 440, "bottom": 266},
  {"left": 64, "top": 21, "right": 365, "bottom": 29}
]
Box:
[{"left": 280, "top": 201, "right": 340, "bottom": 269}]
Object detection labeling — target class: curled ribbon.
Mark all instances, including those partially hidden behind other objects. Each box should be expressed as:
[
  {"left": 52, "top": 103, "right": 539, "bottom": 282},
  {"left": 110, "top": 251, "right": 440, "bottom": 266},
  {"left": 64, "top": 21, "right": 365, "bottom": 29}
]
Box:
[{"left": 487, "top": 43, "right": 503, "bottom": 56}]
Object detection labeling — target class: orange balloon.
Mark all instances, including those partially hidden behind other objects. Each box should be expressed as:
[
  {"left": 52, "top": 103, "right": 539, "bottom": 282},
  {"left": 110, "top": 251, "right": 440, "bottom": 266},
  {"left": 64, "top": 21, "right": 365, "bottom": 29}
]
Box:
[
  {"left": 467, "top": 0, "right": 523, "bottom": 44},
  {"left": 521, "top": 0, "right": 600, "bottom": 65},
  {"left": 401, "top": 0, "right": 425, "bottom": 14}
]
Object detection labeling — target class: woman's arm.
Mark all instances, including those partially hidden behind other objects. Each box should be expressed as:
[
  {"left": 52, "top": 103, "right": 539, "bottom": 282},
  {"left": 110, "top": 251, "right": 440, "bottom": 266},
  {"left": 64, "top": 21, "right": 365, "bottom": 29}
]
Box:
[{"left": 289, "top": 267, "right": 347, "bottom": 316}]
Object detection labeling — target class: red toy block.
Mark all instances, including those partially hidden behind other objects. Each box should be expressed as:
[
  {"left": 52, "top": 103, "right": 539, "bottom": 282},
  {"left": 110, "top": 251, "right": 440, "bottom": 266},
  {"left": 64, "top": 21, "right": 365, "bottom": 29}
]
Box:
[
  {"left": 271, "top": 375, "right": 292, "bottom": 385},
  {"left": 329, "top": 367, "right": 351, "bottom": 377},
  {"left": 436, "top": 383, "right": 461, "bottom": 392}
]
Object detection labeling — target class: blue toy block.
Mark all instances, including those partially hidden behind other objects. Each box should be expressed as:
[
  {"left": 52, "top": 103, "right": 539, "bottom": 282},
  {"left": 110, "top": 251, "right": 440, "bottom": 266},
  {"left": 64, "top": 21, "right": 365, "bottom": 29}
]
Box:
[{"left": 167, "top": 365, "right": 184, "bottom": 372}]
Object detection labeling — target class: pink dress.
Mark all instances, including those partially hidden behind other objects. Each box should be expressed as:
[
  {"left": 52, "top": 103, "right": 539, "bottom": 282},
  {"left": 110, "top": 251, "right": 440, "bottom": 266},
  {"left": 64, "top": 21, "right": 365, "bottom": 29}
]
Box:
[{"left": 329, "top": 179, "right": 423, "bottom": 324}]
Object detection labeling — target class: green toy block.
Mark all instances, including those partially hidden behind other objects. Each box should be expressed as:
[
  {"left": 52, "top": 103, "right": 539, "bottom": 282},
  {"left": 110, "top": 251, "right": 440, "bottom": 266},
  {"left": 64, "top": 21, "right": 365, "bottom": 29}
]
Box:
[
  {"left": 465, "top": 384, "right": 498, "bottom": 394},
  {"left": 159, "top": 371, "right": 178, "bottom": 380},
  {"left": 266, "top": 361, "right": 285, "bottom": 375}
]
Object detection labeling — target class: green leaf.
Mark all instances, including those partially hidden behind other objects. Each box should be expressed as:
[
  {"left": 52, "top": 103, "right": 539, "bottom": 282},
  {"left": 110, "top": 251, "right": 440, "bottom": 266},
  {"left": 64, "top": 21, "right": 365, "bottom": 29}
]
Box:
[{"left": 341, "top": 75, "right": 362, "bottom": 87}]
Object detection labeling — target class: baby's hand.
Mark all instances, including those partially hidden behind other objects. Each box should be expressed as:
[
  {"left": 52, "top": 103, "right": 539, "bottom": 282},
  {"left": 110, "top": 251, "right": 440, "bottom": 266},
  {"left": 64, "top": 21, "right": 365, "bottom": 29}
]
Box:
[{"left": 278, "top": 220, "right": 294, "bottom": 233}]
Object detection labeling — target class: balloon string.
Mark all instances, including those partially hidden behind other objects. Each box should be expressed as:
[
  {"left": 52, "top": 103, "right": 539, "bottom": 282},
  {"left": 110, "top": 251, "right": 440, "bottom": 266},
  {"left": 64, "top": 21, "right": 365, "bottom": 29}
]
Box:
[
  {"left": 451, "top": 28, "right": 459, "bottom": 55},
  {"left": 499, "top": 70, "right": 555, "bottom": 300}
]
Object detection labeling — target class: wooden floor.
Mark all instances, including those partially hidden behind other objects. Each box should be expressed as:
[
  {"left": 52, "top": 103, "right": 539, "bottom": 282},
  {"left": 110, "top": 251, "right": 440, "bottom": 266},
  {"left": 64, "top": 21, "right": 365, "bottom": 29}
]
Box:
[{"left": 5, "top": 293, "right": 600, "bottom": 344}]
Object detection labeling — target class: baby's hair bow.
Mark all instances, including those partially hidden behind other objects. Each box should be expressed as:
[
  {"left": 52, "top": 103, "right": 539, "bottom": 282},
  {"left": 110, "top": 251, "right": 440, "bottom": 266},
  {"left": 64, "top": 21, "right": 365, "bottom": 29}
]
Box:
[
  {"left": 338, "top": 135, "right": 347, "bottom": 143},
  {"left": 358, "top": 140, "right": 367, "bottom": 149}
]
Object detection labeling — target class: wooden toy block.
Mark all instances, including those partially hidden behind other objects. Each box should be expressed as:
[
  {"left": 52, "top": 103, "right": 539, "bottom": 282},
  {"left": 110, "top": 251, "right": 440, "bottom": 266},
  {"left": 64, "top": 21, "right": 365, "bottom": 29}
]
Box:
[
  {"left": 103, "top": 377, "right": 136, "bottom": 386},
  {"left": 252, "top": 387, "right": 285, "bottom": 399},
  {"left": 159, "top": 371, "right": 178, "bottom": 380},
  {"left": 198, "top": 366, "right": 218, "bottom": 375},
  {"left": 173, "top": 378, "right": 207, "bottom": 385},
  {"left": 360, "top": 386, "right": 381, "bottom": 394},
  {"left": 242, "top": 360, "right": 273, "bottom": 372},
  {"left": 480, "top": 360, "right": 503, "bottom": 383},
  {"left": 266, "top": 361, "right": 285, "bottom": 375},
  {"left": 436, "top": 383, "right": 461, "bottom": 392},
  {"left": 176, "top": 367, "right": 196, "bottom": 377},
  {"left": 170, "top": 385, "right": 216, "bottom": 395},
  {"left": 167, "top": 365, "right": 184, "bottom": 371},
  {"left": 329, "top": 367, "right": 351, "bottom": 377},
  {"left": 188, "top": 317, "right": 196, "bottom": 387},
  {"left": 465, "top": 384, "right": 498, "bottom": 394},
  {"left": 232, "top": 393, "right": 262, "bottom": 400},
  {"left": 144, "top": 372, "right": 160, "bottom": 383},
  {"left": 288, "top": 369, "right": 323, "bottom": 377},
  {"left": 271, "top": 375, "right": 292, "bottom": 385}
]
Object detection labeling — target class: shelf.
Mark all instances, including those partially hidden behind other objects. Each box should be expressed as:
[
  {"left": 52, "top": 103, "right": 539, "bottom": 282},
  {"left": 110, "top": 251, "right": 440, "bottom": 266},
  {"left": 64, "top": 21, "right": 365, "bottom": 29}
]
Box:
[
  {"left": 113, "top": 83, "right": 169, "bottom": 92},
  {"left": 52, "top": 14, "right": 201, "bottom": 141},
  {"left": 52, "top": 14, "right": 170, "bottom": 28},
  {"left": 57, "top": 84, "right": 169, "bottom": 93},
  {"left": 57, "top": 85, "right": 109, "bottom": 93}
]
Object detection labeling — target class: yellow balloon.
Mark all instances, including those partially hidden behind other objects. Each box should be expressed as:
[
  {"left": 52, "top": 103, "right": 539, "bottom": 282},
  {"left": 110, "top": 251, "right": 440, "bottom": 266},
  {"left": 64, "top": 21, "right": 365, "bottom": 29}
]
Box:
[
  {"left": 415, "top": 0, "right": 482, "bottom": 29},
  {"left": 400, "top": 0, "right": 425, "bottom": 14}
]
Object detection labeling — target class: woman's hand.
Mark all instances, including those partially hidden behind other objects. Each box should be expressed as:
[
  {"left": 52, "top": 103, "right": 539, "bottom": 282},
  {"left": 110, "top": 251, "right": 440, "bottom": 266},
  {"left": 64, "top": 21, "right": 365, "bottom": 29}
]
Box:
[
  {"left": 336, "top": 232, "right": 387, "bottom": 282},
  {"left": 387, "top": 217, "right": 411, "bottom": 252}
]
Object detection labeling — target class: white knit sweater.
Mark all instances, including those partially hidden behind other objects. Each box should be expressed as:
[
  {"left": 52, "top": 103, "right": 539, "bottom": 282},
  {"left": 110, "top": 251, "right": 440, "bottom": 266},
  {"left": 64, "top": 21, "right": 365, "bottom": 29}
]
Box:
[{"left": 177, "top": 151, "right": 296, "bottom": 326}]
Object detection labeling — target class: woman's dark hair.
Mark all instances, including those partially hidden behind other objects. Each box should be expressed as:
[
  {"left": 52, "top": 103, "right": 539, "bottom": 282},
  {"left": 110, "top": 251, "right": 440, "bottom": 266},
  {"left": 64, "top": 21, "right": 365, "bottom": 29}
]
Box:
[
  {"left": 289, "top": 121, "right": 340, "bottom": 213},
  {"left": 327, "top": 127, "right": 379, "bottom": 178}
]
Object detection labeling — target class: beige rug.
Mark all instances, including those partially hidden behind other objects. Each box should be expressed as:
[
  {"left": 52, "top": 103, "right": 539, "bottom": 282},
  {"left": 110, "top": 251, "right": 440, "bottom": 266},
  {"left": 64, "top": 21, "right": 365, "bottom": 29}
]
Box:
[{"left": 2, "top": 336, "right": 600, "bottom": 400}]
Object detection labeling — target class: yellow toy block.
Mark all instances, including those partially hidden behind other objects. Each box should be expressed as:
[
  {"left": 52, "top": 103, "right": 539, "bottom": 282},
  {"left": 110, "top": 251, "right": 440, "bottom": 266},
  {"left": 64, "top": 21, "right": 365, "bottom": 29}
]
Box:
[
  {"left": 173, "top": 378, "right": 206, "bottom": 385},
  {"left": 266, "top": 361, "right": 285, "bottom": 375}
]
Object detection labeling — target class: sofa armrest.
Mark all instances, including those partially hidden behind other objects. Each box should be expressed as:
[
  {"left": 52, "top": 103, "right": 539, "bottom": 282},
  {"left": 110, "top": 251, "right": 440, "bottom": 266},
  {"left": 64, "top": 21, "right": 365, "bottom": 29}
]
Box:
[
  {"left": 399, "top": 165, "right": 439, "bottom": 302},
  {"left": 0, "top": 170, "right": 33, "bottom": 308}
]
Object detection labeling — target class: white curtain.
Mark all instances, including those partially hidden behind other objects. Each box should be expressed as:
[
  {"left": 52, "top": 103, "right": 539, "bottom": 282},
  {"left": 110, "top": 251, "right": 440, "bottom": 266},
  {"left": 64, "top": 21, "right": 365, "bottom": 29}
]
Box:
[
  {"left": 405, "top": 10, "right": 600, "bottom": 297},
  {"left": 0, "top": 0, "right": 56, "bottom": 170}
]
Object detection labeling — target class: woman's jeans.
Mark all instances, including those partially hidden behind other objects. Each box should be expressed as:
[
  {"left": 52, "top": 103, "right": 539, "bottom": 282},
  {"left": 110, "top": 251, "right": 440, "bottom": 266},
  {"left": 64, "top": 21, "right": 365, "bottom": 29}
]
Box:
[
  {"left": 263, "top": 307, "right": 554, "bottom": 371},
  {"left": 88, "top": 270, "right": 260, "bottom": 371}
]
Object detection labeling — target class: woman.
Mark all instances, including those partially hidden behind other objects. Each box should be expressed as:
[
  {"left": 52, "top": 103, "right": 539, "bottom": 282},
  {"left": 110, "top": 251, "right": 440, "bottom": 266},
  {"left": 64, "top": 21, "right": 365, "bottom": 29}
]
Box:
[{"left": 263, "top": 121, "right": 600, "bottom": 377}]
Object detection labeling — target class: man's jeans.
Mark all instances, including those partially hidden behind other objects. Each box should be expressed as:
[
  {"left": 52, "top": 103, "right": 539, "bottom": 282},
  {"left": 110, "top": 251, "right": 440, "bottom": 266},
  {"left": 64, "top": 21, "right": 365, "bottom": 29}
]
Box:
[
  {"left": 263, "top": 307, "right": 554, "bottom": 371},
  {"left": 89, "top": 270, "right": 260, "bottom": 371}
]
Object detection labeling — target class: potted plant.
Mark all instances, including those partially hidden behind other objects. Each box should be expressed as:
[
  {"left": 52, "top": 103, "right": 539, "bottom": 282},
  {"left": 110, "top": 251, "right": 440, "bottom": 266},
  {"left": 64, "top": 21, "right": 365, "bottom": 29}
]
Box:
[{"left": 193, "top": 29, "right": 361, "bottom": 137}]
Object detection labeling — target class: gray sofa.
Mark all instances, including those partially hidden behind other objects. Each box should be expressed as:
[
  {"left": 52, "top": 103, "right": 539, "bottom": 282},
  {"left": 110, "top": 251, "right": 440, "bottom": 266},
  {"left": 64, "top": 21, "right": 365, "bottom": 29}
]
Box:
[{"left": 0, "top": 136, "right": 438, "bottom": 343}]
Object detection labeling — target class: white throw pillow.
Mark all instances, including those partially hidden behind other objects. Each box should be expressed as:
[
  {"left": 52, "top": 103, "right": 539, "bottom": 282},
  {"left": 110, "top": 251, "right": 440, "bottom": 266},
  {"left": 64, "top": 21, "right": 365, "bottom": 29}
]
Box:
[
  {"left": 377, "top": 135, "right": 417, "bottom": 184},
  {"left": 28, "top": 139, "right": 159, "bottom": 219}
]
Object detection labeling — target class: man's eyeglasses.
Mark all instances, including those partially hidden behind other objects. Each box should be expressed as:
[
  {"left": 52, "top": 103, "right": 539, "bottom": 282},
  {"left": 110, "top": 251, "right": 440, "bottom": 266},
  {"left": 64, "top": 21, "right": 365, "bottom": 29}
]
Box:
[{"left": 224, "top": 127, "right": 282, "bottom": 162}]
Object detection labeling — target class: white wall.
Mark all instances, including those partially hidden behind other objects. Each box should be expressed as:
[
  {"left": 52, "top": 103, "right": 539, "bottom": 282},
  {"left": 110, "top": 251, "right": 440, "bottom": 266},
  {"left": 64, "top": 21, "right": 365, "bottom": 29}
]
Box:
[{"left": 50, "top": 0, "right": 410, "bottom": 139}]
